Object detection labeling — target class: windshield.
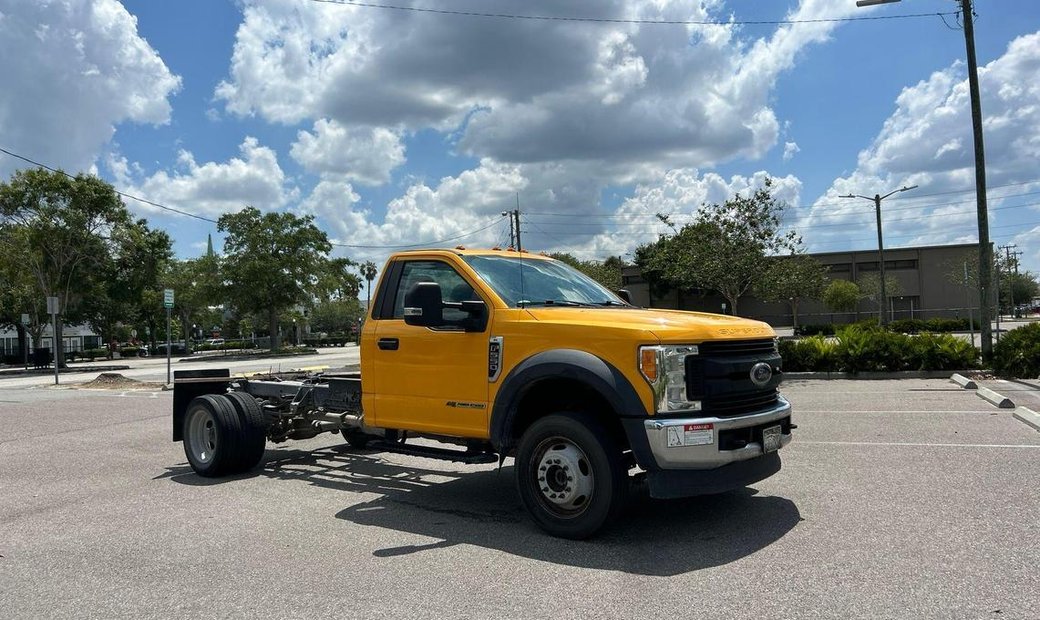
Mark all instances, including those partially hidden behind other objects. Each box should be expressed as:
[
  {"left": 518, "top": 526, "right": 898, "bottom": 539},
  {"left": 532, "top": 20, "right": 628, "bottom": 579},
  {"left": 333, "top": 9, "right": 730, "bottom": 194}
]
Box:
[{"left": 462, "top": 255, "right": 627, "bottom": 308}]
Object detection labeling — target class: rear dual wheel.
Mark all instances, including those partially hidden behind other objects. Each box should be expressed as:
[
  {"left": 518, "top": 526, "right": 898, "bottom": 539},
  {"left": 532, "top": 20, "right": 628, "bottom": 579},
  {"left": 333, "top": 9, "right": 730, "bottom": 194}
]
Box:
[{"left": 183, "top": 393, "right": 267, "bottom": 477}]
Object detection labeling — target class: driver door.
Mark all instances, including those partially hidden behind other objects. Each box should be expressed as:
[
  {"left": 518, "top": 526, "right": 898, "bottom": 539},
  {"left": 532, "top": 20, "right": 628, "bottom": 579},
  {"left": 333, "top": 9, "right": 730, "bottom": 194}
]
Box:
[{"left": 368, "top": 259, "right": 492, "bottom": 438}]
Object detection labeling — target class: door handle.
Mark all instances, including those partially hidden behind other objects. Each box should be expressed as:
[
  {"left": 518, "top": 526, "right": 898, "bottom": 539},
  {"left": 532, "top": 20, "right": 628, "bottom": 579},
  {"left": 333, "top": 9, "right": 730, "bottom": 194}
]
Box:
[{"left": 377, "top": 338, "right": 399, "bottom": 351}]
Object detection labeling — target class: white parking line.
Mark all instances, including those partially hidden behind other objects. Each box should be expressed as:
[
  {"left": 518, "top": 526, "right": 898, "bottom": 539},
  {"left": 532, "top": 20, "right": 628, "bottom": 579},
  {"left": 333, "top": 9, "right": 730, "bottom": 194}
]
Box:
[
  {"left": 795, "top": 410, "right": 997, "bottom": 414},
  {"left": 795, "top": 440, "right": 1040, "bottom": 449}
]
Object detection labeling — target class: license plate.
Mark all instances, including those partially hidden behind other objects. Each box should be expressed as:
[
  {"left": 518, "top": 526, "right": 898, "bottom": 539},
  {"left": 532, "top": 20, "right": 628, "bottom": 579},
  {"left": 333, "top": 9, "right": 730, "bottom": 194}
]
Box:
[{"left": 762, "top": 425, "right": 782, "bottom": 452}]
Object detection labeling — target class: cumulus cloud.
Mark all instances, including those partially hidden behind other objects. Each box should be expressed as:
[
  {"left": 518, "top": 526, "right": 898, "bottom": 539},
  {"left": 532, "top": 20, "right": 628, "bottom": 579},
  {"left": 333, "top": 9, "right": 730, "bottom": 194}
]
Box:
[
  {"left": 783, "top": 141, "right": 801, "bottom": 161},
  {"left": 564, "top": 170, "right": 804, "bottom": 259},
  {"left": 799, "top": 31, "right": 1040, "bottom": 258},
  {"left": 112, "top": 137, "right": 294, "bottom": 218},
  {"left": 0, "top": 0, "right": 180, "bottom": 178},
  {"left": 300, "top": 159, "right": 526, "bottom": 264},
  {"left": 290, "top": 119, "right": 406, "bottom": 186},
  {"left": 216, "top": 0, "right": 857, "bottom": 175}
]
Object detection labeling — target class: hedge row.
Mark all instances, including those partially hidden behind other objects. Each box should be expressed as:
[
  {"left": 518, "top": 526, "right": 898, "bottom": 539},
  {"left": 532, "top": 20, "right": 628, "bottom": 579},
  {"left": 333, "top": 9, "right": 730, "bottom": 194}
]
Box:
[
  {"left": 780, "top": 325, "right": 978, "bottom": 372},
  {"left": 303, "top": 334, "right": 357, "bottom": 347},
  {"left": 196, "top": 340, "right": 258, "bottom": 351},
  {"left": 796, "top": 317, "right": 972, "bottom": 336}
]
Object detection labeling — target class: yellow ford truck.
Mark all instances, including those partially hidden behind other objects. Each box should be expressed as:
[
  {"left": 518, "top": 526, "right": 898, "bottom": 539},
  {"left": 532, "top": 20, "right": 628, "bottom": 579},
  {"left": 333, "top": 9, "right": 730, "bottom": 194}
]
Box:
[{"left": 172, "top": 249, "right": 792, "bottom": 538}]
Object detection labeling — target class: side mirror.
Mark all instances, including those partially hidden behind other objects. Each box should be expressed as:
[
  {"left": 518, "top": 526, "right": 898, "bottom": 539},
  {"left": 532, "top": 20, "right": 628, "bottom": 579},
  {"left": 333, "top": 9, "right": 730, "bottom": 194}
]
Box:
[
  {"left": 403, "top": 282, "right": 443, "bottom": 327},
  {"left": 458, "top": 300, "right": 488, "bottom": 332},
  {"left": 616, "top": 289, "right": 632, "bottom": 304}
]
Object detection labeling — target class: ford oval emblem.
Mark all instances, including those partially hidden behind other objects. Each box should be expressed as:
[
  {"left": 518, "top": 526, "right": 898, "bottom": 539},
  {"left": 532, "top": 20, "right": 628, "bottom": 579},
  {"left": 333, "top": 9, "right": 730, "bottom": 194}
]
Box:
[{"left": 750, "top": 362, "right": 773, "bottom": 387}]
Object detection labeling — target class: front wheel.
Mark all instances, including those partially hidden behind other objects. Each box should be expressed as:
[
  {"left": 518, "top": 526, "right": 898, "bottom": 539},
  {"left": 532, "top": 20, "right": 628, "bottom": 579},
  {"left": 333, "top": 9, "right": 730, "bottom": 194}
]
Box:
[{"left": 515, "top": 412, "right": 627, "bottom": 539}]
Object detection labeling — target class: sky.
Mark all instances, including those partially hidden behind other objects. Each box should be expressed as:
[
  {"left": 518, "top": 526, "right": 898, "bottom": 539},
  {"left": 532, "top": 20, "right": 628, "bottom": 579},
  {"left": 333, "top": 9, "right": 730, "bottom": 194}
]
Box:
[{"left": 2, "top": 0, "right": 1039, "bottom": 284}]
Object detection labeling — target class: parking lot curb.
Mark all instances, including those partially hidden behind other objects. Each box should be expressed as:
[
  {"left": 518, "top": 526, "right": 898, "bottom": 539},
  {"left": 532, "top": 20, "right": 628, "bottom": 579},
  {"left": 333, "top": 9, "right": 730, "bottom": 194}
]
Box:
[
  {"left": 977, "top": 386, "right": 1015, "bottom": 409},
  {"left": 950, "top": 373, "right": 978, "bottom": 389},
  {"left": 1013, "top": 407, "right": 1040, "bottom": 432},
  {"left": 784, "top": 370, "right": 971, "bottom": 380}
]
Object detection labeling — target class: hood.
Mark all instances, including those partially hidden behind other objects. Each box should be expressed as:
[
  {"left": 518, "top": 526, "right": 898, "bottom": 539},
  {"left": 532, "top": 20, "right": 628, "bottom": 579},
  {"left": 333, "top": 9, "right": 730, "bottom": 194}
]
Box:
[{"left": 523, "top": 307, "right": 775, "bottom": 342}]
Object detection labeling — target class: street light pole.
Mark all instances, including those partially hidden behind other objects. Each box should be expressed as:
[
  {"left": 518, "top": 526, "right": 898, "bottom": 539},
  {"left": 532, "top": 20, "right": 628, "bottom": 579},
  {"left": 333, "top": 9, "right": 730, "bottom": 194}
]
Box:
[
  {"left": 854, "top": 0, "right": 993, "bottom": 353},
  {"left": 840, "top": 185, "right": 917, "bottom": 325}
]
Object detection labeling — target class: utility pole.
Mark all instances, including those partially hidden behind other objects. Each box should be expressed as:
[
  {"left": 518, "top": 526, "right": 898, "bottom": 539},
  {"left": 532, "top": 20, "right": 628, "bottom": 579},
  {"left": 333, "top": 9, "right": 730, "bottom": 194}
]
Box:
[
  {"left": 960, "top": 0, "right": 993, "bottom": 357},
  {"left": 855, "top": 0, "right": 992, "bottom": 354},
  {"left": 513, "top": 208, "right": 523, "bottom": 253},
  {"left": 840, "top": 185, "right": 917, "bottom": 325},
  {"left": 999, "top": 244, "right": 1021, "bottom": 319}
]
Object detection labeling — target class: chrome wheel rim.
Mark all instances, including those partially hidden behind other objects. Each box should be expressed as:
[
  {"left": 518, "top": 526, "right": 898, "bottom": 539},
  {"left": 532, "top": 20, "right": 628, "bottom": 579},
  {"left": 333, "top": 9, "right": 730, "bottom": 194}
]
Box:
[
  {"left": 187, "top": 409, "right": 218, "bottom": 464},
  {"left": 531, "top": 437, "right": 594, "bottom": 517}
]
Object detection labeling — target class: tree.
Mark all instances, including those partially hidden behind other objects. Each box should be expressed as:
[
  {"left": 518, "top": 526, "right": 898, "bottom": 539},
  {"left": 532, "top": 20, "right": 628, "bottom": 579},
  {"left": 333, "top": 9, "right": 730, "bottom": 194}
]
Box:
[
  {"left": 756, "top": 254, "right": 828, "bottom": 329},
  {"left": 858, "top": 273, "right": 902, "bottom": 322},
  {"left": 0, "top": 234, "right": 42, "bottom": 361},
  {"left": 163, "top": 255, "right": 222, "bottom": 352},
  {"left": 0, "top": 168, "right": 132, "bottom": 366},
  {"left": 822, "top": 279, "right": 861, "bottom": 316},
  {"left": 999, "top": 271, "right": 1038, "bottom": 315},
  {"left": 84, "top": 219, "right": 172, "bottom": 351},
  {"left": 360, "top": 261, "right": 378, "bottom": 310},
  {"left": 219, "top": 207, "right": 332, "bottom": 351},
  {"left": 640, "top": 179, "right": 799, "bottom": 314},
  {"left": 310, "top": 298, "right": 364, "bottom": 335}
]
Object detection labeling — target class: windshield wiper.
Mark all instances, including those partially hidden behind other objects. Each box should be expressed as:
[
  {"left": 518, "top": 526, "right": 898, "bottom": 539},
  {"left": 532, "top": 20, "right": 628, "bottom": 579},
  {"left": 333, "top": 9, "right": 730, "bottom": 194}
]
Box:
[
  {"left": 594, "top": 300, "right": 630, "bottom": 307},
  {"left": 518, "top": 299, "right": 592, "bottom": 308}
]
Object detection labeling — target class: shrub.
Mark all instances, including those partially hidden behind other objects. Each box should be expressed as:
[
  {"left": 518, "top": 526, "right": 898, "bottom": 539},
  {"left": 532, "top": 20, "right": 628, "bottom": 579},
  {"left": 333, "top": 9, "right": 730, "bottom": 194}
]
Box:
[
  {"left": 779, "top": 336, "right": 837, "bottom": 372},
  {"left": 924, "top": 317, "right": 969, "bottom": 332},
  {"left": 781, "top": 327, "right": 978, "bottom": 373},
  {"left": 991, "top": 322, "right": 1040, "bottom": 378},
  {"left": 795, "top": 324, "right": 834, "bottom": 337},
  {"left": 888, "top": 319, "right": 926, "bottom": 334},
  {"left": 84, "top": 348, "right": 109, "bottom": 361},
  {"left": 834, "top": 325, "right": 910, "bottom": 372},
  {"left": 119, "top": 346, "right": 141, "bottom": 357},
  {"left": 908, "top": 332, "right": 978, "bottom": 370}
]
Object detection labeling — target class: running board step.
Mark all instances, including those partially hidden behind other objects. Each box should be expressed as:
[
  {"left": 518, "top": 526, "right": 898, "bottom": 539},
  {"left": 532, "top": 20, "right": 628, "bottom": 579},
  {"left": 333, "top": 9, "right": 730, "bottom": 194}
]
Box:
[{"left": 367, "top": 440, "right": 498, "bottom": 464}]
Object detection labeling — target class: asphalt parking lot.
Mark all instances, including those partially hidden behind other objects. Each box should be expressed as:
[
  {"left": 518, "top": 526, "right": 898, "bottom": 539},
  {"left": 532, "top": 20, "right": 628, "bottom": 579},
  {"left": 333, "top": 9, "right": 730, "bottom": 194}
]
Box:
[{"left": 1, "top": 378, "right": 1038, "bottom": 619}]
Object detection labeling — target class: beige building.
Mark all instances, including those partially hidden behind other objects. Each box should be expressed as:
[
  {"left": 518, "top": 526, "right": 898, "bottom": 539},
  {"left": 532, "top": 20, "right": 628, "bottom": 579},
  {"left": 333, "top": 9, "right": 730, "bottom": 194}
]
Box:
[{"left": 621, "top": 243, "right": 985, "bottom": 327}]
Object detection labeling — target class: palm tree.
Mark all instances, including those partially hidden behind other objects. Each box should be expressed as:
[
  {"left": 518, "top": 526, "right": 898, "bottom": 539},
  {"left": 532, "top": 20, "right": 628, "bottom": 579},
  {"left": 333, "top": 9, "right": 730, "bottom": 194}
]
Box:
[{"left": 361, "top": 261, "right": 378, "bottom": 310}]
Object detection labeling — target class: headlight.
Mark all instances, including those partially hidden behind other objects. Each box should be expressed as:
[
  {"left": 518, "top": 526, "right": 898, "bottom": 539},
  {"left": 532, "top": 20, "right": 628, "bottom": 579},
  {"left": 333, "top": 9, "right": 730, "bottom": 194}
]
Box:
[{"left": 639, "top": 345, "right": 701, "bottom": 414}]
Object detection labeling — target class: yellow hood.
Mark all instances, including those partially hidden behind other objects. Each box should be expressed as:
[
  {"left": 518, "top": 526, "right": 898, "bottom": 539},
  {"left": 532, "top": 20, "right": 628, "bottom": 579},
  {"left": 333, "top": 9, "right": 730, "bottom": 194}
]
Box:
[{"left": 522, "top": 307, "right": 775, "bottom": 343}]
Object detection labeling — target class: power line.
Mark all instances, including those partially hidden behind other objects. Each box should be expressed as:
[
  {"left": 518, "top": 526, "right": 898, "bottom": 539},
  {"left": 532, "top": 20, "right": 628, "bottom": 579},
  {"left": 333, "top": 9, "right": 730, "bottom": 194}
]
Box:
[
  {"left": 306, "top": 0, "right": 957, "bottom": 26},
  {"left": 521, "top": 181, "right": 1040, "bottom": 219},
  {"left": 0, "top": 146, "right": 219, "bottom": 224},
  {"left": 1, "top": 146, "right": 512, "bottom": 251},
  {"left": 523, "top": 199, "right": 1040, "bottom": 234}
]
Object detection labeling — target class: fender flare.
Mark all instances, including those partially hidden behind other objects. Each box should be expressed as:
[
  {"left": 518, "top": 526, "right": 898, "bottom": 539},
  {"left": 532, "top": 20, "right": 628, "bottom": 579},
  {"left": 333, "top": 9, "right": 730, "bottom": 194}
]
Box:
[{"left": 489, "top": 349, "right": 648, "bottom": 451}]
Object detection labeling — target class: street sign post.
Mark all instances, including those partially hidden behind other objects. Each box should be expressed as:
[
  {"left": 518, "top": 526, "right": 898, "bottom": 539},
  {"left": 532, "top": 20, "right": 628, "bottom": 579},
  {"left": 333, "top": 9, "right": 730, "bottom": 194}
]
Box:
[
  {"left": 46, "top": 296, "right": 59, "bottom": 385},
  {"left": 164, "top": 289, "right": 174, "bottom": 384},
  {"left": 20, "top": 314, "right": 29, "bottom": 369}
]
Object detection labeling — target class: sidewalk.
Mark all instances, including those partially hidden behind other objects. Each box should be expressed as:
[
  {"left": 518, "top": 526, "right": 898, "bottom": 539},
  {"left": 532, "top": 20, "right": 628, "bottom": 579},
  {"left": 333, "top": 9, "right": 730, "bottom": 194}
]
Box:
[{"left": 0, "top": 362, "right": 131, "bottom": 378}]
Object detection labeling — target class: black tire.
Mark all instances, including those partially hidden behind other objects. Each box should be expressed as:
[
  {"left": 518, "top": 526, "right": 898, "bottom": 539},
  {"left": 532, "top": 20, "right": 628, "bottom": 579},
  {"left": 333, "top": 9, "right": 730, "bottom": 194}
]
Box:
[
  {"left": 341, "top": 429, "right": 371, "bottom": 449},
  {"left": 515, "top": 412, "right": 627, "bottom": 539},
  {"left": 182, "top": 394, "right": 244, "bottom": 477},
  {"left": 223, "top": 391, "right": 268, "bottom": 472}
]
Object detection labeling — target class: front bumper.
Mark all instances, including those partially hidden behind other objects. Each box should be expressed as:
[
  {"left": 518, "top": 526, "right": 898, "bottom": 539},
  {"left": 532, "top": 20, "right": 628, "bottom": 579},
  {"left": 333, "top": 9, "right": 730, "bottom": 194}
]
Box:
[
  {"left": 642, "top": 396, "right": 792, "bottom": 469},
  {"left": 621, "top": 396, "right": 793, "bottom": 499}
]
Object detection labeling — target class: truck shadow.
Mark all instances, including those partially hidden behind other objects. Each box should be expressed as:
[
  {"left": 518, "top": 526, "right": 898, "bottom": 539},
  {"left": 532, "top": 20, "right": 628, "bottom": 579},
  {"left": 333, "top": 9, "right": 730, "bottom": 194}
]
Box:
[{"left": 160, "top": 444, "right": 801, "bottom": 576}]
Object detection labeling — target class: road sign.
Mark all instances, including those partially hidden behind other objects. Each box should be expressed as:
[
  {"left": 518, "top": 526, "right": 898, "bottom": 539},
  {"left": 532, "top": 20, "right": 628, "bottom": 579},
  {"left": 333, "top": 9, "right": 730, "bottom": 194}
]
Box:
[
  {"left": 164, "top": 289, "right": 175, "bottom": 308},
  {"left": 46, "top": 296, "right": 59, "bottom": 315},
  {"left": 20, "top": 313, "right": 29, "bottom": 325}
]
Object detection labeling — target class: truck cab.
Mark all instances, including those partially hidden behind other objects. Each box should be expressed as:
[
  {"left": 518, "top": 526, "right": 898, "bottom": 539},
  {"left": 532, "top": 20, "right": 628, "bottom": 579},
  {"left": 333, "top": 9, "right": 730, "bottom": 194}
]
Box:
[{"left": 360, "top": 249, "right": 791, "bottom": 537}]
